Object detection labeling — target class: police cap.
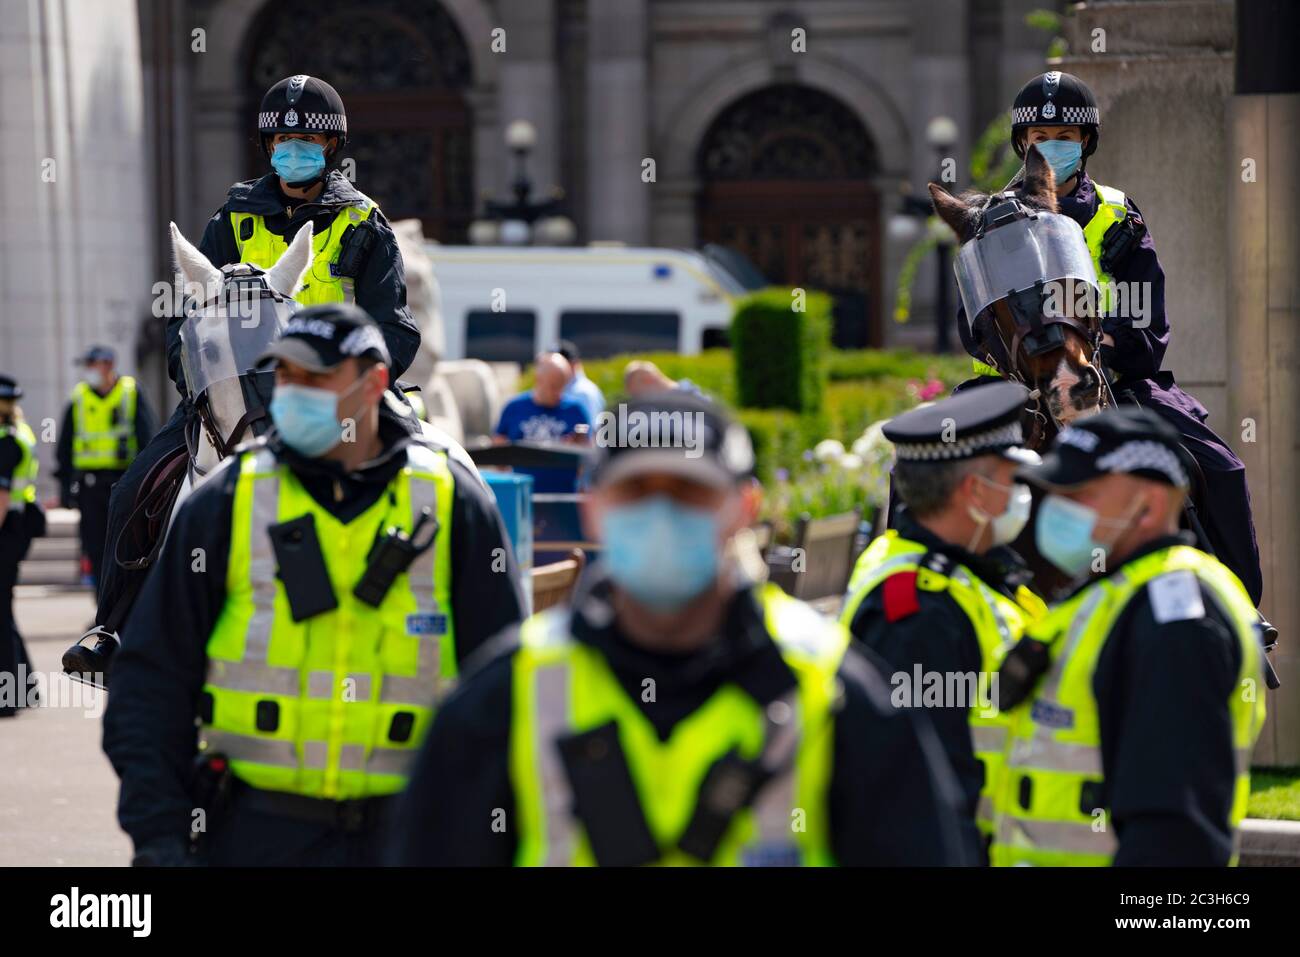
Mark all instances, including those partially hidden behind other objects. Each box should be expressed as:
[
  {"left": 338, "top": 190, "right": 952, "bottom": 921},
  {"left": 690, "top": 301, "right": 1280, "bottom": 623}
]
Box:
[
  {"left": 257, "top": 303, "right": 390, "bottom": 373},
  {"left": 883, "top": 381, "right": 1038, "bottom": 465},
  {"left": 1018, "top": 406, "right": 1192, "bottom": 490}
]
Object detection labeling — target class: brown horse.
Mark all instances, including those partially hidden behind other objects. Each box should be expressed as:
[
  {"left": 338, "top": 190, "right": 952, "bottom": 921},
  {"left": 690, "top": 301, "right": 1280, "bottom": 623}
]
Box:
[{"left": 928, "top": 145, "right": 1110, "bottom": 449}]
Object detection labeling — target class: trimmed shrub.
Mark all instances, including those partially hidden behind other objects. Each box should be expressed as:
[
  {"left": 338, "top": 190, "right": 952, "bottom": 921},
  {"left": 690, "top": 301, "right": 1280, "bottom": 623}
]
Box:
[{"left": 731, "top": 287, "right": 831, "bottom": 413}]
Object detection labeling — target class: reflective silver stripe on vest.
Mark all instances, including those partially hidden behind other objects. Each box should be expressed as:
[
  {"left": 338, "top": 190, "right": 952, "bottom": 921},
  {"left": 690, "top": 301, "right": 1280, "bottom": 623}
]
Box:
[
  {"left": 202, "top": 730, "right": 298, "bottom": 768},
  {"left": 955, "top": 569, "right": 1014, "bottom": 650},
  {"left": 246, "top": 451, "right": 281, "bottom": 663},
  {"left": 751, "top": 692, "right": 803, "bottom": 852},
  {"left": 1002, "top": 816, "right": 1117, "bottom": 858},
  {"left": 534, "top": 657, "right": 575, "bottom": 866},
  {"left": 367, "top": 746, "right": 416, "bottom": 778},
  {"left": 383, "top": 454, "right": 446, "bottom": 705},
  {"left": 307, "top": 670, "right": 373, "bottom": 701},
  {"left": 206, "top": 658, "right": 300, "bottom": 696},
  {"left": 971, "top": 724, "right": 1008, "bottom": 754},
  {"left": 1008, "top": 736, "right": 1103, "bottom": 775}
]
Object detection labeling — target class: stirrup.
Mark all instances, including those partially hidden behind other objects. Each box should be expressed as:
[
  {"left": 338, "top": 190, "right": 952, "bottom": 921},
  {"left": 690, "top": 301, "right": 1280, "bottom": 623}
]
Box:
[{"left": 62, "top": 626, "right": 120, "bottom": 690}]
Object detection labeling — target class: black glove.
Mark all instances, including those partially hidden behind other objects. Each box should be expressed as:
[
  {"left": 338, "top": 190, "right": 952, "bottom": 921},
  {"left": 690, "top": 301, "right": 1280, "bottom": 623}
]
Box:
[{"left": 131, "top": 836, "right": 199, "bottom": 867}]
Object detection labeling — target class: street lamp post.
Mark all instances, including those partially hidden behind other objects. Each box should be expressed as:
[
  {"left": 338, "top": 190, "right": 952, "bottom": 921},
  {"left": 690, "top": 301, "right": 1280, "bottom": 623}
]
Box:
[
  {"left": 470, "top": 119, "right": 576, "bottom": 246},
  {"left": 888, "top": 115, "right": 961, "bottom": 353},
  {"left": 925, "top": 116, "right": 959, "bottom": 354}
]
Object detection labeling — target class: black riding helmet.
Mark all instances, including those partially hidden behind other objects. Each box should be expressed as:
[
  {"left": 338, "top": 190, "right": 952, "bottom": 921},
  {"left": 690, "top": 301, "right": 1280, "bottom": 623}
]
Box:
[
  {"left": 257, "top": 74, "right": 348, "bottom": 162},
  {"left": 1010, "top": 71, "right": 1101, "bottom": 166}
]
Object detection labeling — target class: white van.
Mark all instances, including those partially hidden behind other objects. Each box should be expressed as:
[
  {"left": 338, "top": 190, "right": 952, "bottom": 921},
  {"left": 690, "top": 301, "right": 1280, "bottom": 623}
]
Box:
[{"left": 425, "top": 243, "right": 761, "bottom": 362}]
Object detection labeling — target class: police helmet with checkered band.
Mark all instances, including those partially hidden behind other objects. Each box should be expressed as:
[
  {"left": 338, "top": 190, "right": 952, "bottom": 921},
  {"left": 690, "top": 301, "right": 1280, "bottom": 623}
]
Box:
[
  {"left": 1010, "top": 71, "right": 1100, "bottom": 162},
  {"left": 257, "top": 75, "right": 348, "bottom": 155}
]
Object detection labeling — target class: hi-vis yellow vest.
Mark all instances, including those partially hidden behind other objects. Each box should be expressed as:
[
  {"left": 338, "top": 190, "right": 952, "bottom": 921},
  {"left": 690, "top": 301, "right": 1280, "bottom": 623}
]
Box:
[
  {"left": 1, "top": 420, "right": 38, "bottom": 509},
  {"left": 229, "top": 196, "right": 377, "bottom": 306},
  {"left": 199, "top": 443, "right": 456, "bottom": 800},
  {"left": 971, "top": 182, "right": 1127, "bottom": 377},
  {"left": 71, "top": 376, "right": 138, "bottom": 470},
  {"left": 841, "top": 529, "right": 1046, "bottom": 835},
  {"left": 510, "top": 584, "right": 847, "bottom": 866},
  {"left": 991, "top": 545, "right": 1265, "bottom": 867}
]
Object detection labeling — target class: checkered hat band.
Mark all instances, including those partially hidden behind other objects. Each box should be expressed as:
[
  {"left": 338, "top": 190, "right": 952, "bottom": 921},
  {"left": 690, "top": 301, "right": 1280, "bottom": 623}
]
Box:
[
  {"left": 893, "top": 421, "right": 1024, "bottom": 462},
  {"left": 258, "top": 110, "right": 347, "bottom": 133},
  {"left": 1011, "top": 105, "right": 1099, "bottom": 126},
  {"left": 1095, "top": 440, "right": 1188, "bottom": 487}
]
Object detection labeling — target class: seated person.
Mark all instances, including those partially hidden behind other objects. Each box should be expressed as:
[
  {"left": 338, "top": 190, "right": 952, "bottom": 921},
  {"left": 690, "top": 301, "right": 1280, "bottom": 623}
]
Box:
[
  {"left": 494, "top": 352, "right": 590, "bottom": 493},
  {"left": 623, "top": 359, "right": 703, "bottom": 399}
]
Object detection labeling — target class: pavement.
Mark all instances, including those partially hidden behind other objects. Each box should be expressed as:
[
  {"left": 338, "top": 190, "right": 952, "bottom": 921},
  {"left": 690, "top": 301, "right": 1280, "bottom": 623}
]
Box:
[{"left": 0, "top": 586, "right": 130, "bottom": 866}]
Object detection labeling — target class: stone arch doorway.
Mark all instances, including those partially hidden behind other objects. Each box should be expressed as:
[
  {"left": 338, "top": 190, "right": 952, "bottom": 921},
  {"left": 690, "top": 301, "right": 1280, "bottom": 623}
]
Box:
[
  {"left": 243, "top": 0, "right": 474, "bottom": 241},
  {"left": 696, "top": 84, "right": 881, "bottom": 347}
]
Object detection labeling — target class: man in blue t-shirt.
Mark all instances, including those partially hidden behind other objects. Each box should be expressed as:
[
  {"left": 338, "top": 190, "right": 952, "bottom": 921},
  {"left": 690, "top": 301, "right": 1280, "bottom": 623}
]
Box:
[{"left": 494, "top": 352, "right": 591, "bottom": 493}]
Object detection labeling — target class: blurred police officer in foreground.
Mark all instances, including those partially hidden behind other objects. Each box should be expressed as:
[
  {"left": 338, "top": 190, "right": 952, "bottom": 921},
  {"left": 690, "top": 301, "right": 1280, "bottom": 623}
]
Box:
[
  {"left": 55, "top": 345, "right": 156, "bottom": 591},
  {"left": 842, "top": 382, "right": 1047, "bottom": 858},
  {"left": 392, "top": 391, "right": 974, "bottom": 866},
  {"left": 991, "top": 407, "right": 1266, "bottom": 866},
  {"left": 85, "top": 73, "right": 420, "bottom": 667},
  {"left": 103, "top": 305, "right": 524, "bottom": 866},
  {"left": 0, "top": 376, "right": 44, "bottom": 718}
]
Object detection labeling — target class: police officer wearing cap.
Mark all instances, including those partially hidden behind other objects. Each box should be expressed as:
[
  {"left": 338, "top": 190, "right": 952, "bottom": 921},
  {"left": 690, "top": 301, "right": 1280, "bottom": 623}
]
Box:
[
  {"left": 990, "top": 406, "right": 1266, "bottom": 866},
  {"left": 841, "top": 382, "right": 1047, "bottom": 858},
  {"left": 103, "top": 304, "right": 525, "bottom": 866},
  {"left": 82, "top": 74, "right": 422, "bottom": 661},
  {"left": 54, "top": 345, "right": 156, "bottom": 591},
  {"left": 0, "top": 375, "right": 44, "bottom": 717},
  {"left": 392, "top": 391, "right": 975, "bottom": 866},
  {"left": 960, "top": 69, "right": 1262, "bottom": 605}
]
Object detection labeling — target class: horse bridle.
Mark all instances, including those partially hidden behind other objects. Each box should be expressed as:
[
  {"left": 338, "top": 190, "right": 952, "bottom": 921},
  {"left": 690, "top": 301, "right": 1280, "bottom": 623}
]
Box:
[
  {"left": 971, "top": 193, "right": 1117, "bottom": 425},
  {"left": 183, "top": 266, "right": 288, "bottom": 470}
]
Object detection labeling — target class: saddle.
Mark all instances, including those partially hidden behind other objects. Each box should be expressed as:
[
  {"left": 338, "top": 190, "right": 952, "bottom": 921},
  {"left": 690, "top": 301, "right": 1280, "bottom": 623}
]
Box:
[{"left": 102, "top": 443, "right": 189, "bottom": 634}]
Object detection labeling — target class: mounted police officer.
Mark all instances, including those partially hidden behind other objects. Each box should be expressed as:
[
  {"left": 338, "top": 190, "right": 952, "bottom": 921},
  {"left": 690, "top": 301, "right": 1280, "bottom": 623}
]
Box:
[
  {"left": 842, "top": 382, "right": 1046, "bottom": 858},
  {"left": 960, "top": 70, "right": 1262, "bottom": 606},
  {"left": 74, "top": 74, "right": 422, "bottom": 672},
  {"left": 55, "top": 345, "right": 156, "bottom": 591},
  {"left": 103, "top": 305, "right": 522, "bottom": 866},
  {"left": 991, "top": 407, "right": 1267, "bottom": 866},
  {"left": 0, "top": 376, "right": 44, "bottom": 718},
  {"left": 392, "top": 392, "right": 975, "bottom": 866}
]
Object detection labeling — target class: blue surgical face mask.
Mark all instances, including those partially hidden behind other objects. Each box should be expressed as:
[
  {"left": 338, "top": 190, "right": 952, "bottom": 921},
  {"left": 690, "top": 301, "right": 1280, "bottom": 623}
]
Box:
[
  {"left": 1032, "top": 139, "right": 1083, "bottom": 183},
  {"left": 601, "top": 495, "right": 721, "bottom": 611},
  {"left": 1035, "top": 492, "right": 1137, "bottom": 577},
  {"left": 269, "top": 381, "right": 355, "bottom": 458},
  {"left": 271, "top": 139, "right": 327, "bottom": 184}
]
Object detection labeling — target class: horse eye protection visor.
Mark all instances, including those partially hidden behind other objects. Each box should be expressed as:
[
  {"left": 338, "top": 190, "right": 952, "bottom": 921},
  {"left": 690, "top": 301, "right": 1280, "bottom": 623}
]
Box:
[{"left": 953, "top": 212, "right": 1099, "bottom": 326}]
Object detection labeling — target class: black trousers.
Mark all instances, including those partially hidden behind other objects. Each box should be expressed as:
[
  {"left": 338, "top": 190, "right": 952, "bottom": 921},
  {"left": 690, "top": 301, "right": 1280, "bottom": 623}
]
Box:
[
  {"left": 96, "top": 406, "right": 187, "bottom": 627},
  {"left": 0, "top": 514, "right": 34, "bottom": 712},
  {"left": 77, "top": 469, "right": 122, "bottom": 592},
  {"left": 204, "top": 789, "right": 396, "bottom": 867}
]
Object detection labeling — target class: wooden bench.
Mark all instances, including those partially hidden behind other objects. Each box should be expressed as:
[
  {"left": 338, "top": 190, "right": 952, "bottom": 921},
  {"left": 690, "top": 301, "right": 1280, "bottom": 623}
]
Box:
[
  {"left": 530, "top": 548, "right": 587, "bottom": 612},
  {"left": 766, "top": 509, "right": 862, "bottom": 602}
]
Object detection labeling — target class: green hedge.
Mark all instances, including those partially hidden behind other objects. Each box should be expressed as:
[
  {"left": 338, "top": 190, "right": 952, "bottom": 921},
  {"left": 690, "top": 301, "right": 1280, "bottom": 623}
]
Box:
[
  {"left": 731, "top": 287, "right": 831, "bottom": 413},
  {"left": 521, "top": 347, "right": 971, "bottom": 482}
]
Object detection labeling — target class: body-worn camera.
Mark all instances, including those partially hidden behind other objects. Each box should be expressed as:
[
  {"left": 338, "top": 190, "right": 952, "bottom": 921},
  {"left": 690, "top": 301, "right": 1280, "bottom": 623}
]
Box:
[{"left": 354, "top": 507, "right": 438, "bottom": 607}]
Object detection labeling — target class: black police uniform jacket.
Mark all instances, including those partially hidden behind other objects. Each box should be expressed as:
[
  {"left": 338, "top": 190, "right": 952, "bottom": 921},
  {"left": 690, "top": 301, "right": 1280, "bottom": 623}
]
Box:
[
  {"left": 844, "top": 509, "right": 1034, "bottom": 859},
  {"left": 388, "top": 567, "right": 981, "bottom": 867},
  {"left": 102, "top": 408, "right": 526, "bottom": 855},
  {"left": 165, "top": 169, "right": 421, "bottom": 392}
]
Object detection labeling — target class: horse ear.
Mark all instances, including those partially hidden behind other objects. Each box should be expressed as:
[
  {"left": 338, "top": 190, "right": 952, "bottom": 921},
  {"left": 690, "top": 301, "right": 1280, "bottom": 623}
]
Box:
[
  {"left": 1021, "top": 145, "right": 1059, "bottom": 212},
  {"left": 928, "top": 183, "right": 973, "bottom": 241},
  {"left": 264, "top": 221, "right": 314, "bottom": 298},
  {"left": 170, "top": 221, "right": 221, "bottom": 297}
]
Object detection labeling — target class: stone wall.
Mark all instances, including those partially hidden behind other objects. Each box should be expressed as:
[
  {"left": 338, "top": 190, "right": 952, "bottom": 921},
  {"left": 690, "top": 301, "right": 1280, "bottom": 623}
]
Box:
[{"left": 0, "top": 0, "right": 153, "bottom": 495}]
